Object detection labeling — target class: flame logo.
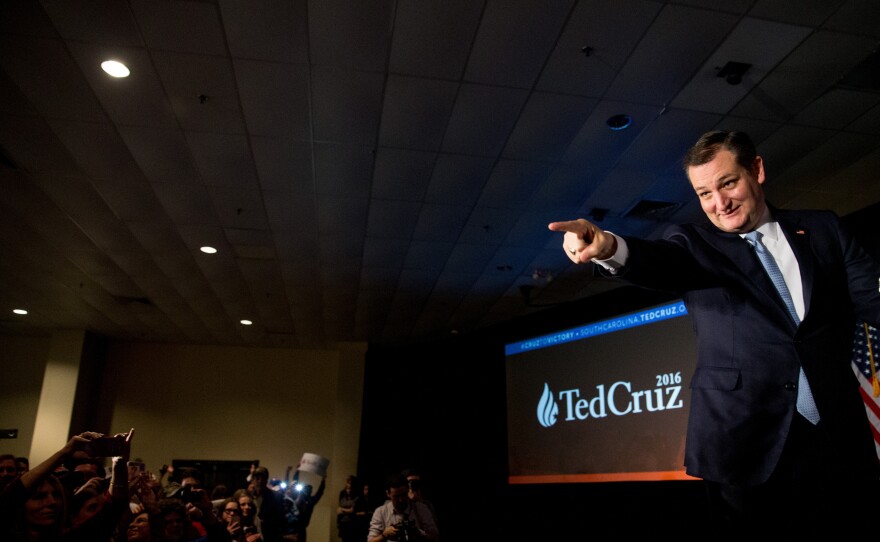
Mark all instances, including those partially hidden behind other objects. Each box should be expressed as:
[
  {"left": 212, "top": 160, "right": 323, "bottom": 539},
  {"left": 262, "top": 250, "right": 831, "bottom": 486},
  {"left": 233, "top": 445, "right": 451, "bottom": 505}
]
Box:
[{"left": 536, "top": 382, "right": 559, "bottom": 427}]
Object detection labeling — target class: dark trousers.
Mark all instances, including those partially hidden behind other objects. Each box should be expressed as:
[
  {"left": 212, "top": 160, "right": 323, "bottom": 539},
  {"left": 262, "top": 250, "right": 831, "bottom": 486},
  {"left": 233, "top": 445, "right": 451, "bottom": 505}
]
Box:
[{"left": 705, "top": 414, "right": 879, "bottom": 538}]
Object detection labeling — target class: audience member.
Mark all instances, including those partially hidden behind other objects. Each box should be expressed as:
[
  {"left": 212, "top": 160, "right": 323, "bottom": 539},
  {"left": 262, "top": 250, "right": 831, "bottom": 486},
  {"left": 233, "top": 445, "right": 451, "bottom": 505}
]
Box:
[
  {"left": 367, "top": 473, "right": 439, "bottom": 542},
  {"left": 281, "top": 470, "right": 325, "bottom": 542},
  {"left": 217, "top": 498, "right": 247, "bottom": 542},
  {"left": 0, "top": 453, "right": 17, "bottom": 492},
  {"left": 16, "top": 456, "right": 30, "bottom": 475},
  {"left": 251, "top": 466, "right": 285, "bottom": 542},
  {"left": 158, "top": 465, "right": 179, "bottom": 498},
  {"left": 155, "top": 497, "right": 204, "bottom": 542},
  {"left": 354, "top": 482, "right": 379, "bottom": 542},
  {"left": 232, "top": 489, "right": 257, "bottom": 536},
  {"left": 401, "top": 469, "right": 439, "bottom": 531},
  {"left": 336, "top": 475, "right": 361, "bottom": 542},
  {"left": 176, "top": 467, "right": 221, "bottom": 537},
  {"left": 67, "top": 454, "right": 132, "bottom": 542},
  {"left": 122, "top": 508, "right": 162, "bottom": 542}
]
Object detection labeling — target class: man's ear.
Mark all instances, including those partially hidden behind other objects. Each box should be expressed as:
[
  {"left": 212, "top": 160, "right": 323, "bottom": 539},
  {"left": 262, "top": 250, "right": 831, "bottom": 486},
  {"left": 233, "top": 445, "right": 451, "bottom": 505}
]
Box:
[{"left": 753, "top": 155, "right": 766, "bottom": 185}]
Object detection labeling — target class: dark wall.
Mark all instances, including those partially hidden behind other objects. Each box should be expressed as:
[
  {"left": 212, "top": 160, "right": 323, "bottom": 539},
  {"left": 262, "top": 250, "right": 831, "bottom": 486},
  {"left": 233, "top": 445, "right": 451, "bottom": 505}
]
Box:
[{"left": 845, "top": 201, "right": 880, "bottom": 261}]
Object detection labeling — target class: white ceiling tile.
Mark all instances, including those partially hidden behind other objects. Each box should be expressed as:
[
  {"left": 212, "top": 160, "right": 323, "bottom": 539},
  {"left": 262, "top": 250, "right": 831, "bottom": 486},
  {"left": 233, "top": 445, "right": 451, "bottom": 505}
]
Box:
[
  {"left": 151, "top": 50, "right": 245, "bottom": 133},
  {"left": 186, "top": 131, "right": 259, "bottom": 188},
  {"left": 537, "top": 0, "right": 662, "bottom": 96},
  {"left": 0, "top": 35, "right": 107, "bottom": 122},
  {"left": 130, "top": 0, "right": 226, "bottom": 55},
  {"left": 371, "top": 147, "right": 435, "bottom": 201},
  {"left": 378, "top": 75, "right": 458, "bottom": 151},
  {"left": 40, "top": 0, "right": 142, "bottom": 45},
  {"left": 389, "top": 0, "right": 482, "bottom": 79},
  {"left": 604, "top": 5, "right": 739, "bottom": 105},
  {"left": 503, "top": 92, "right": 597, "bottom": 162},
  {"left": 308, "top": 0, "right": 395, "bottom": 71},
  {"left": 219, "top": 0, "right": 309, "bottom": 63},
  {"left": 235, "top": 59, "right": 311, "bottom": 138},
  {"left": 311, "top": 66, "right": 384, "bottom": 145},
  {"left": 464, "top": 1, "right": 573, "bottom": 88},
  {"left": 441, "top": 83, "right": 528, "bottom": 156},
  {"left": 670, "top": 17, "right": 812, "bottom": 114}
]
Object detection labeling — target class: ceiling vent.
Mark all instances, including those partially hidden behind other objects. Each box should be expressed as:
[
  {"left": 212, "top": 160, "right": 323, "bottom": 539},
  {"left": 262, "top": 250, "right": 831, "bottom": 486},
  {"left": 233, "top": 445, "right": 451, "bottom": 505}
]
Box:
[{"left": 624, "top": 200, "right": 681, "bottom": 220}]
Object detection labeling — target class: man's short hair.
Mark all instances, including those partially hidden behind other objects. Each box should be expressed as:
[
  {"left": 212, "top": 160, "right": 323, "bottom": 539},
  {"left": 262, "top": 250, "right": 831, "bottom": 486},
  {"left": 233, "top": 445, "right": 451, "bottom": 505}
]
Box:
[
  {"left": 683, "top": 130, "right": 757, "bottom": 173},
  {"left": 384, "top": 473, "right": 409, "bottom": 492}
]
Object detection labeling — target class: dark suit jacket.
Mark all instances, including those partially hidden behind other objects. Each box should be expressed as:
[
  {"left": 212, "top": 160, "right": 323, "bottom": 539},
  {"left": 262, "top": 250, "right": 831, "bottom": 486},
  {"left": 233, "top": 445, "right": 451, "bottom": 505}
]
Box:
[
  {"left": 615, "top": 207, "right": 880, "bottom": 486},
  {"left": 257, "top": 488, "right": 287, "bottom": 542}
]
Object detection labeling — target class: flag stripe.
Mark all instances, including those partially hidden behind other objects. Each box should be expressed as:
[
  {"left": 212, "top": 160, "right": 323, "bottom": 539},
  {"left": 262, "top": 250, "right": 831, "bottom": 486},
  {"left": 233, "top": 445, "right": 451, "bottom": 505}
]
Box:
[{"left": 852, "top": 322, "right": 880, "bottom": 459}]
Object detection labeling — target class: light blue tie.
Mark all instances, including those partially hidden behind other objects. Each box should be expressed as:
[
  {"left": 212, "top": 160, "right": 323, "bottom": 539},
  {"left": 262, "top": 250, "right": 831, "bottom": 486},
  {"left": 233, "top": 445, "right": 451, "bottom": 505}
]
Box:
[{"left": 744, "top": 230, "right": 820, "bottom": 425}]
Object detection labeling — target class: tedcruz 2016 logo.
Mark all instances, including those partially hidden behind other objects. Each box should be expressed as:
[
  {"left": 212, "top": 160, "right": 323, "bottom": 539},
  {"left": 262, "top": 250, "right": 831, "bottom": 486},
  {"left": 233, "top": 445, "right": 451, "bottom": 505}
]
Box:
[{"left": 537, "top": 374, "right": 684, "bottom": 428}]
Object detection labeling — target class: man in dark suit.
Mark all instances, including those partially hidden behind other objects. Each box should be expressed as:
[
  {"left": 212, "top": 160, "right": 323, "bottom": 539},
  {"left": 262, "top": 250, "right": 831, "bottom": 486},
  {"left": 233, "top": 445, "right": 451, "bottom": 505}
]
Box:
[
  {"left": 549, "top": 130, "right": 879, "bottom": 534},
  {"left": 251, "top": 466, "right": 287, "bottom": 542}
]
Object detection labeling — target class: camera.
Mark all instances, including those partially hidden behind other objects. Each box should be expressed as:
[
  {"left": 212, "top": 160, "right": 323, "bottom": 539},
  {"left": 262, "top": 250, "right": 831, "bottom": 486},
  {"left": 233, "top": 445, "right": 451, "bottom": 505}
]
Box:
[
  {"left": 84, "top": 436, "right": 127, "bottom": 457},
  {"left": 178, "top": 485, "right": 203, "bottom": 504},
  {"left": 394, "top": 519, "right": 417, "bottom": 542}
]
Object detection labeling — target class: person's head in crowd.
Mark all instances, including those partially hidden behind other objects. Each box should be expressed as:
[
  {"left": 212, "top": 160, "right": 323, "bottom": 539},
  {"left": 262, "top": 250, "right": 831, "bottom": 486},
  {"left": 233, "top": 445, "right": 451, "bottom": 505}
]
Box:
[
  {"left": 157, "top": 498, "right": 190, "bottom": 542},
  {"left": 16, "top": 456, "right": 29, "bottom": 475},
  {"left": 73, "top": 458, "right": 105, "bottom": 482},
  {"left": 127, "top": 458, "right": 145, "bottom": 482},
  {"left": 219, "top": 497, "right": 241, "bottom": 525},
  {"left": 362, "top": 482, "right": 372, "bottom": 502},
  {"left": 385, "top": 473, "right": 411, "bottom": 514},
  {"left": 251, "top": 466, "right": 270, "bottom": 496},
  {"left": 21, "top": 475, "right": 67, "bottom": 540},
  {"left": 0, "top": 453, "right": 17, "bottom": 490},
  {"left": 343, "top": 474, "right": 359, "bottom": 494},
  {"left": 402, "top": 468, "right": 425, "bottom": 503},
  {"left": 211, "top": 483, "right": 229, "bottom": 501},
  {"left": 233, "top": 489, "right": 256, "bottom": 524},
  {"left": 175, "top": 467, "right": 203, "bottom": 491},
  {"left": 127, "top": 507, "right": 163, "bottom": 542},
  {"left": 69, "top": 476, "right": 109, "bottom": 528}
]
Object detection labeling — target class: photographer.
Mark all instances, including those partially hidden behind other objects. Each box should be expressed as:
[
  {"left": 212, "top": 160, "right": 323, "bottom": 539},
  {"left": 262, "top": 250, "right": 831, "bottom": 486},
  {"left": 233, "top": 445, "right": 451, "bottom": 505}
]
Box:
[{"left": 367, "top": 474, "right": 438, "bottom": 542}]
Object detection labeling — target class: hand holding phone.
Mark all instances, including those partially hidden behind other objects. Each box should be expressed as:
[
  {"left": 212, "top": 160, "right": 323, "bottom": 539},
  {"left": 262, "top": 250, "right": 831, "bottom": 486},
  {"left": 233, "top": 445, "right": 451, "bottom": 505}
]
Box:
[
  {"left": 85, "top": 436, "right": 126, "bottom": 457},
  {"left": 84, "top": 428, "right": 133, "bottom": 458}
]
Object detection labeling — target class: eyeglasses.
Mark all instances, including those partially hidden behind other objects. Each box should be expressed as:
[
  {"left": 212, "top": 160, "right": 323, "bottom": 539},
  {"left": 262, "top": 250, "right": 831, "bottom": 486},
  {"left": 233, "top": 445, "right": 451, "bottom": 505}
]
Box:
[
  {"left": 0, "top": 467, "right": 16, "bottom": 473},
  {"left": 223, "top": 509, "right": 241, "bottom": 515}
]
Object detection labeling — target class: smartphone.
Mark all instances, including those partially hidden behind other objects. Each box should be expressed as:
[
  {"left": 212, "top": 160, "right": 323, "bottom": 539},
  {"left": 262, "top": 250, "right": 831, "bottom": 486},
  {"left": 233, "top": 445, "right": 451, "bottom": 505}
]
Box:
[{"left": 85, "top": 435, "right": 127, "bottom": 457}]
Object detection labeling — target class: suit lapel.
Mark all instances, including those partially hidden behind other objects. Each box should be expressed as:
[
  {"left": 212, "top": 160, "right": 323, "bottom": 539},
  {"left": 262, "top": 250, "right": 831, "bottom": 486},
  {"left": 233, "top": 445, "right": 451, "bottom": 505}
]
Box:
[{"left": 698, "top": 222, "right": 797, "bottom": 326}]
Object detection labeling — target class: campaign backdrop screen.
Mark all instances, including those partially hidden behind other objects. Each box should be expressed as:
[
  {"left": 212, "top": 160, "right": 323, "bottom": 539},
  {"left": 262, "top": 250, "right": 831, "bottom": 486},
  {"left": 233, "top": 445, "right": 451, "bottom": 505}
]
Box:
[{"left": 505, "top": 300, "right": 699, "bottom": 484}]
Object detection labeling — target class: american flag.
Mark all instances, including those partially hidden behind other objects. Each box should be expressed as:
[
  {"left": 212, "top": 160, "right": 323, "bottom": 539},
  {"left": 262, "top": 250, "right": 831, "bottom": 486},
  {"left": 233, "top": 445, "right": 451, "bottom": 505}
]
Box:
[{"left": 852, "top": 321, "right": 880, "bottom": 459}]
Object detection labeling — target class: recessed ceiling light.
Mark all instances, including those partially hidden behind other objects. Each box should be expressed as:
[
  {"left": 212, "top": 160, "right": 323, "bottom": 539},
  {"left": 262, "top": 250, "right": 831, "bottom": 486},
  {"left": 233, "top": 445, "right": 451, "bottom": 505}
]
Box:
[
  {"left": 200, "top": 246, "right": 218, "bottom": 254},
  {"left": 240, "top": 319, "right": 253, "bottom": 326},
  {"left": 13, "top": 309, "right": 28, "bottom": 315},
  {"left": 606, "top": 114, "right": 632, "bottom": 131},
  {"left": 101, "top": 60, "right": 130, "bottom": 78}
]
